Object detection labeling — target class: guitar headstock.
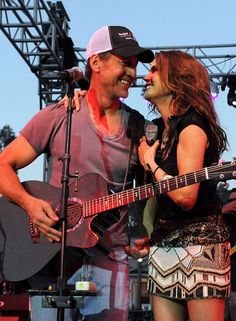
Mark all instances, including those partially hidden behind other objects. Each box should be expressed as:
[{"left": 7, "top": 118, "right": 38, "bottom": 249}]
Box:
[{"left": 209, "top": 159, "right": 236, "bottom": 182}]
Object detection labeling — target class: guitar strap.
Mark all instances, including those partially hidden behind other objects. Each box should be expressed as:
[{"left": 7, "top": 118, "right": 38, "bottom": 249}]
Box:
[
  {"left": 122, "top": 105, "right": 145, "bottom": 191},
  {"left": 87, "top": 107, "right": 146, "bottom": 255}
]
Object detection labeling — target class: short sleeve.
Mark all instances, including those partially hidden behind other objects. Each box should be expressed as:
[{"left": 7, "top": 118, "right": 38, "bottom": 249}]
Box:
[
  {"left": 176, "top": 109, "right": 210, "bottom": 138},
  {"left": 20, "top": 102, "right": 66, "bottom": 155}
]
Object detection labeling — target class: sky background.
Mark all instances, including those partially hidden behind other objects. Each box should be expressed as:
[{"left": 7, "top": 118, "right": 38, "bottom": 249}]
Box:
[{"left": 0, "top": 0, "right": 236, "bottom": 187}]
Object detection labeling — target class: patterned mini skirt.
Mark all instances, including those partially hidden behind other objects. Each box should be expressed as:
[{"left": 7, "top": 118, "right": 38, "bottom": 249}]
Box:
[{"left": 147, "top": 242, "right": 231, "bottom": 300}]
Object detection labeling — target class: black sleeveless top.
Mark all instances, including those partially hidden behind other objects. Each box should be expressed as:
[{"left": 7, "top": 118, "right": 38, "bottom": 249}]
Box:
[{"left": 150, "top": 107, "right": 230, "bottom": 247}]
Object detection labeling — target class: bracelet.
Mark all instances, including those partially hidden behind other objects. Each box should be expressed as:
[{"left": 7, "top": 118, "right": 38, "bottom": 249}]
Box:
[
  {"left": 146, "top": 163, "right": 159, "bottom": 175},
  {"left": 153, "top": 166, "right": 159, "bottom": 175}
]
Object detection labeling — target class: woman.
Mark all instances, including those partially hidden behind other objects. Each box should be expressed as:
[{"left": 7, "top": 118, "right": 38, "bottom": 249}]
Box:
[{"left": 138, "top": 51, "right": 230, "bottom": 321}]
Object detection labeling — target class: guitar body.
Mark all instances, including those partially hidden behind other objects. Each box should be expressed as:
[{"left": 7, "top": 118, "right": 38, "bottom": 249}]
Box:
[{"left": 0, "top": 173, "right": 109, "bottom": 282}]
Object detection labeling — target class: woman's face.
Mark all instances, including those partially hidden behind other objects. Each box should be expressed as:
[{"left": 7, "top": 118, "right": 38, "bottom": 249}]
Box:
[{"left": 143, "top": 60, "right": 170, "bottom": 104}]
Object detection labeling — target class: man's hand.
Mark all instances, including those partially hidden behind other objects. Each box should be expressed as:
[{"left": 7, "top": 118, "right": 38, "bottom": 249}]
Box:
[
  {"left": 25, "top": 195, "right": 61, "bottom": 243},
  {"left": 125, "top": 237, "right": 150, "bottom": 259}
]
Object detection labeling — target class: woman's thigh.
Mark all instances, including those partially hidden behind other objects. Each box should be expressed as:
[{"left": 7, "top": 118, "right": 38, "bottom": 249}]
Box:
[
  {"left": 151, "top": 295, "right": 187, "bottom": 321},
  {"left": 187, "top": 298, "right": 225, "bottom": 321}
]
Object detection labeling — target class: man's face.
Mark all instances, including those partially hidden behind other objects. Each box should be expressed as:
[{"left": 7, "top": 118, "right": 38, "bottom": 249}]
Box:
[{"left": 99, "top": 54, "right": 138, "bottom": 99}]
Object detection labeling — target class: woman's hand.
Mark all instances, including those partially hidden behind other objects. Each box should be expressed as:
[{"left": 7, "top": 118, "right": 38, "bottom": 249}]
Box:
[
  {"left": 62, "top": 89, "right": 87, "bottom": 111},
  {"left": 138, "top": 137, "right": 160, "bottom": 170}
]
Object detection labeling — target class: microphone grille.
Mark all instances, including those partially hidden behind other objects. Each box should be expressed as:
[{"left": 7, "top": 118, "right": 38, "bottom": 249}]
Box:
[{"left": 145, "top": 124, "right": 158, "bottom": 146}]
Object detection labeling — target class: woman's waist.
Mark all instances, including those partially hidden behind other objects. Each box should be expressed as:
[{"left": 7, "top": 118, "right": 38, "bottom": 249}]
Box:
[
  {"left": 154, "top": 214, "right": 221, "bottom": 229},
  {"left": 151, "top": 215, "right": 230, "bottom": 247}
]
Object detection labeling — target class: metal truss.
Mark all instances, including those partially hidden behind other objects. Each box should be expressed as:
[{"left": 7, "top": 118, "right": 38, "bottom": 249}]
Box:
[
  {"left": 1, "top": 1, "right": 236, "bottom": 103},
  {"left": 75, "top": 44, "right": 236, "bottom": 87},
  {"left": 0, "top": 0, "right": 75, "bottom": 107}
]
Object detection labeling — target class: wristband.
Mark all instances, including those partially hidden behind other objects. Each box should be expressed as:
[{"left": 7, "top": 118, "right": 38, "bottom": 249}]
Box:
[{"left": 153, "top": 166, "right": 159, "bottom": 175}]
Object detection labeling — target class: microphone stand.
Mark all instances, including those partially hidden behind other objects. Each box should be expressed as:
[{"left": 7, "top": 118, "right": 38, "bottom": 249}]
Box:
[
  {"left": 27, "top": 77, "right": 94, "bottom": 320},
  {"left": 56, "top": 80, "right": 78, "bottom": 321},
  {"left": 36, "top": 76, "right": 92, "bottom": 320}
]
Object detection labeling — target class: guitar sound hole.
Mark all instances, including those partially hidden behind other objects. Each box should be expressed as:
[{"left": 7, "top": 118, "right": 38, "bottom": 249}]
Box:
[{"left": 66, "top": 198, "right": 82, "bottom": 229}]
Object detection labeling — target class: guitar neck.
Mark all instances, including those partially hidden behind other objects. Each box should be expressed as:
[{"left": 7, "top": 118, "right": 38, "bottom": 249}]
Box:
[
  {"left": 81, "top": 160, "right": 236, "bottom": 218},
  {"left": 82, "top": 167, "right": 211, "bottom": 218},
  {"left": 83, "top": 182, "right": 156, "bottom": 217}
]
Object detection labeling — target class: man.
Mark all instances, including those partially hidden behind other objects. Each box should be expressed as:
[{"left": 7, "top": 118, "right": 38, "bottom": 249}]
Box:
[{"left": 0, "top": 26, "right": 153, "bottom": 320}]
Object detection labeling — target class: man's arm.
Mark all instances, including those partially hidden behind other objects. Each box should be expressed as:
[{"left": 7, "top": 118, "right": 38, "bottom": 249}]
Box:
[{"left": 0, "top": 135, "right": 61, "bottom": 242}]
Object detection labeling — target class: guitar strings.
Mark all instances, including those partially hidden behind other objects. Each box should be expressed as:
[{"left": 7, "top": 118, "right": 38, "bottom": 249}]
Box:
[{"left": 66, "top": 162, "right": 236, "bottom": 219}]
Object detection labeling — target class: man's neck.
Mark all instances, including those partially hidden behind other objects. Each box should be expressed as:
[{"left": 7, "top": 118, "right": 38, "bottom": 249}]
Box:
[
  {"left": 86, "top": 89, "right": 121, "bottom": 135},
  {"left": 87, "top": 87, "right": 120, "bottom": 113}
]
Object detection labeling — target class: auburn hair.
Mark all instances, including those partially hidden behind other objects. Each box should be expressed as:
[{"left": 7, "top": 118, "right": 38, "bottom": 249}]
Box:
[{"left": 154, "top": 50, "right": 228, "bottom": 155}]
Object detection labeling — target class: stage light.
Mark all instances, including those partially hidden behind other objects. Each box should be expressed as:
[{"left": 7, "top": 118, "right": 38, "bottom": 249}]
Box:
[
  {"left": 221, "top": 75, "right": 236, "bottom": 108},
  {"left": 210, "top": 80, "right": 219, "bottom": 100},
  {"left": 227, "top": 87, "right": 236, "bottom": 107}
]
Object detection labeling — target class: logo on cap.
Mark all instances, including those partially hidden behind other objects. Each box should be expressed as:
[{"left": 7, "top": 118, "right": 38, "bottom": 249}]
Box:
[{"left": 118, "top": 32, "right": 136, "bottom": 41}]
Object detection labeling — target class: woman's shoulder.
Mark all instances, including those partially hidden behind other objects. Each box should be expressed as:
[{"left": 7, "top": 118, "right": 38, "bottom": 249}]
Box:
[{"left": 175, "top": 107, "right": 209, "bottom": 134}]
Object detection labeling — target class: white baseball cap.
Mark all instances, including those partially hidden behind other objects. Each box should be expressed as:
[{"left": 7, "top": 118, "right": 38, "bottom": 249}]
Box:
[{"left": 86, "top": 25, "right": 154, "bottom": 63}]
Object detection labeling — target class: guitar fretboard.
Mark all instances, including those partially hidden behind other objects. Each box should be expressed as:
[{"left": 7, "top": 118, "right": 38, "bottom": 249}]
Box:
[
  {"left": 82, "top": 168, "right": 209, "bottom": 216},
  {"left": 69, "top": 161, "right": 236, "bottom": 218}
]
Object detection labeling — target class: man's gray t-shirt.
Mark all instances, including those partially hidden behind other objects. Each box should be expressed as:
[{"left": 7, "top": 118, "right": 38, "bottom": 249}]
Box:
[{"left": 20, "top": 97, "right": 144, "bottom": 250}]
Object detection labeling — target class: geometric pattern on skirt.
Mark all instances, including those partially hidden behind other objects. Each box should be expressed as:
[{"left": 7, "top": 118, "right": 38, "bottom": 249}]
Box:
[{"left": 147, "top": 242, "right": 231, "bottom": 300}]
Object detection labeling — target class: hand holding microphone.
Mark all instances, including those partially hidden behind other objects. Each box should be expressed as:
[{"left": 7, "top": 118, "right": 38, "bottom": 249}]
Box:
[
  {"left": 138, "top": 124, "right": 159, "bottom": 172},
  {"left": 145, "top": 124, "right": 158, "bottom": 146}
]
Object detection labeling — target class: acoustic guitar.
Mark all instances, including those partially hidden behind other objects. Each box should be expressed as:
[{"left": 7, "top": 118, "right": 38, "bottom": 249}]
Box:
[{"left": 0, "top": 161, "right": 235, "bottom": 282}]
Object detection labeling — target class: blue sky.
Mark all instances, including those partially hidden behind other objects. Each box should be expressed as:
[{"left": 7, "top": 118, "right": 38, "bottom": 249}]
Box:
[{"left": 1, "top": 0, "right": 236, "bottom": 186}]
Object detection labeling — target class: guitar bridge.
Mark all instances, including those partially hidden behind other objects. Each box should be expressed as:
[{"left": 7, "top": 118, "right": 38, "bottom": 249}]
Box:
[{"left": 29, "top": 220, "right": 40, "bottom": 243}]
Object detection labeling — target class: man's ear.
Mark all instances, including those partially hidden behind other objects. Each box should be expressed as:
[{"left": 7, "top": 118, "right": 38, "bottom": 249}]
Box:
[{"left": 89, "top": 55, "right": 101, "bottom": 73}]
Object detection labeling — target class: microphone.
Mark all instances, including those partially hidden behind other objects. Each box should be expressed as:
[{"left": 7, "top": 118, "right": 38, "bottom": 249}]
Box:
[
  {"left": 145, "top": 124, "right": 158, "bottom": 146},
  {"left": 59, "top": 67, "right": 83, "bottom": 82},
  {"left": 58, "top": 67, "right": 90, "bottom": 89}
]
